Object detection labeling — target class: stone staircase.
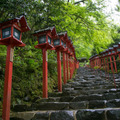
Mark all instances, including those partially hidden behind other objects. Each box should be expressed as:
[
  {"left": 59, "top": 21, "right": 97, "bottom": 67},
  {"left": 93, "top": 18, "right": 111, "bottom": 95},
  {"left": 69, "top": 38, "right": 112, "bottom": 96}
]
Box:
[{"left": 10, "top": 67, "right": 120, "bottom": 120}]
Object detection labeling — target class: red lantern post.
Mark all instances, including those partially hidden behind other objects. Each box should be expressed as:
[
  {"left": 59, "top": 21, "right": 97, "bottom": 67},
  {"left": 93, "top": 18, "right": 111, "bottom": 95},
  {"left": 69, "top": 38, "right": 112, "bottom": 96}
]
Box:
[
  {"left": 69, "top": 47, "right": 74, "bottom": 79},
  {"left": 53, "top": 32, "right": 66, "bottom": 92},
  {"left": 34, "top": 27, "right": 57, "bottom": 98},
  {"left": 0, "top": 15, "right": 30, "bottom": 120},
  {"left": 113, "top": 45, "right": 118, "bottom": 73},
  {"left": 108, "top": 47, "right": 116, "bottom": 88},
  {"left": 62, "top": 32, "right": 68, "bottom": 84},
  {"left": 117, "top": 43, "right": 120, "bottom": 59},
  {"left": 66, "top": 38, "right": 72, "bottom": 80}
]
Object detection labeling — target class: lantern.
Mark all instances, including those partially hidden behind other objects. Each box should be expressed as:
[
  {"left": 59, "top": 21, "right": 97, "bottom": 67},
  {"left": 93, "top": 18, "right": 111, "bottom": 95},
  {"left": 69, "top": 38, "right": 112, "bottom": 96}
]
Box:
[
  {"left": 0, "top": 15, "right": 30, "bottom": 120},
  {"left": 54, "top": 39, "right": 60, "bottom": 46},
  {"left": 117, "top": 48, "right": 120, "bottom": 52},
  {"left": 53, "top": 32, "right": 66, "bottom": 52},
  {"left": 34, "top": 27, "right": 57, "bottom": 50},
  {"left": 0, "top": 15, "right": 30, "bottom": 47},
  {"left": 112, "top": 51, "right": 115, "bottom": 54}
]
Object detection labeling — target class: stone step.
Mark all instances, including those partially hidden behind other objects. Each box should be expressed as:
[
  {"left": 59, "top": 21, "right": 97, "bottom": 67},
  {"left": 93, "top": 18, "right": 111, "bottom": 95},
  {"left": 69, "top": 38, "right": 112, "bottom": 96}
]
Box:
[
  {"left": 62, "top": 88, "right": 117, "bottom": 96},
  {"left": 12, "top": 98, "right": 120, "bottom": 113},
  {"left": 9, "top": 67, "right": 120, "bottom": 120},
  {"left": 34, "top": 91, "right": 120, "bottom": 103},
  {"left": 10, "top": 108, "right": 120, "bottom": 120},
  {"left": 71, "top": 93, "right": 120, "bottom": 102},
  {"left": 12, "top": 102, "right": 88, "bottom": 112}
]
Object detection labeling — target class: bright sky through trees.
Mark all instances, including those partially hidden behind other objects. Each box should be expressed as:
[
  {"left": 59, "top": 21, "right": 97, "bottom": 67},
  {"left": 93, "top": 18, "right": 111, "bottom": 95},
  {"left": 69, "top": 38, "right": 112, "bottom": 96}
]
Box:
[
  {"left": 74, "top": 0, "right": 120, "bottom": 24},
  {"left": 102, "top": 0, "right": 120, "bottom": 24}
]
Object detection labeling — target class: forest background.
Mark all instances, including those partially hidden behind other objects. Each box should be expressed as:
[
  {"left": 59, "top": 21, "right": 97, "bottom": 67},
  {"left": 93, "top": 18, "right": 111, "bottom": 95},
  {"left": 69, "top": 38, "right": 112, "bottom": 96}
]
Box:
[{"left": 0, "top": 0, "right": 120, "bottom": 109}]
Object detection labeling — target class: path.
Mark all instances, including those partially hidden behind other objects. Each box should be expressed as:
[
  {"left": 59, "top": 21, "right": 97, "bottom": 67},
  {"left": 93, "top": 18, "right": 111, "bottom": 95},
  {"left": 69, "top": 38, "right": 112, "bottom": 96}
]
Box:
[{"left": 10, "top": 67, "right": 120, "bottom": 120}]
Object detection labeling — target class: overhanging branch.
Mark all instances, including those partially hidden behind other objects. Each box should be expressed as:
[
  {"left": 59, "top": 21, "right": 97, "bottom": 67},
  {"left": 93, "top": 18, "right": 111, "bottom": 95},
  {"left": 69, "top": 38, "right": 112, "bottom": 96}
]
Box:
[{"left": 74, "top": 0, "right": 86, "bottom": 5}]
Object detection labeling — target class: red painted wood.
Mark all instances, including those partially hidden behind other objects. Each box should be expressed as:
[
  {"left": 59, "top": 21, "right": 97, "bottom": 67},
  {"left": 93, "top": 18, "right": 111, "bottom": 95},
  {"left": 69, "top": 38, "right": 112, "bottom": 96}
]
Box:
[
  {"left": 2, "top": 45, "right": 14, "bottom": 120},
  {"left": 107, "top": 57, "right": 109, "bottom": 72},
  {"left": 66, "top": 54, "right": 69, "bottom": 80},
  {"left": 104, "top": 58, "right": 107, "bottom": 72},
  {"left": 109, "top": 56, "right": 114, "bottom": 73},
  {"left": 113, "top": 55, "right": 117, "bottom": 73},
  {"left": 69, "top": 56, "right": 72, "bottom": 79},
  {"left": 42, "top": 48, "right": 48, "bottom": 98},
  {"left": 63, "top": 52, "right": 66, "bottom": 84},
  {"left": 57, "top": 51, "right": 62, "bottom": 92},
  {"left": 119, "top": 54, "right": 120, "bottom": 60}
]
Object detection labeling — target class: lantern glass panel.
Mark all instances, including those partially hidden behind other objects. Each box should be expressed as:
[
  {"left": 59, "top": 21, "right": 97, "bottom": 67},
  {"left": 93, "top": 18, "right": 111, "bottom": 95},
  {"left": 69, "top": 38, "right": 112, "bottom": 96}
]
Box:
[
  {"left": 117, "top": 48, "right": 120, "bottom": 52},
  {"left": 48, "top": 36, "right": 51, "bottom": 44},
  {"left": 2, "top": 27, "right": 11, "bottom": 39},
  {"left": 54, "top": 39, "right": 60, "bottom": 46},
  {"left": 61, "top": 40, "right": 64, "bottom": 46},
  {"left": 112, "top": 51, "right": 115, "bottom": 53},
  {"left": 38, "top": 35, "right": 46, "bottom": 44},
  {"left": 13, "top": 27, "right": 21, "bottom": 40},
  {"left": 63, "top": 42, "right": 66, "bottom": 48}
]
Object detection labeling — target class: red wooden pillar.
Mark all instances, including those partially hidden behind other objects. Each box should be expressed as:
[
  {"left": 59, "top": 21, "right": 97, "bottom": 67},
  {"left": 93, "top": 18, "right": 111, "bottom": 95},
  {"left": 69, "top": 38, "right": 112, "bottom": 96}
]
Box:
[
  {"left": 107, "top": 57, "right": 109, "bottom": 72},
  {"left": 57, "top": 51, "right": 62, "bottom": 92},
  {"left": 66, "top": 54, "right": 69, "bottom": 80},
  {"left": 113, "top": 55, "right": 117, "bottom": 73},
  {"left": 109, "top": 56, "right": 114, "bottom": 73},
  {"left": 63, "top": 52, "right": 66, "bottom": 84},
  {"left": 42, "top": 48, "right": 48, "bottom": 98},
  {"left": 104, "top": 58, "right": 107, "bottom": 72},
  {"left": 70, "top": 56, "right": 72, "bottom": 79},
  {"left": 102, "top": 58, "right": 105, "bottom": 70},
  {"left": 69, "top": 55, "right": 71, "bottom": 79},
  {"left": 2, "top": 45, "right": 14, "bottom": 120},
  {"left": 110, "top": 56, "right": 116, "bottom": 88},
  {"left": 118, "top": 54, "right": 120, "bottom": 60},
  {"left": 95, "top": 58, "right": 97, "bottom": 67},
  {"left": 72, "top": 59, "right": 73, "bottom": 77}
]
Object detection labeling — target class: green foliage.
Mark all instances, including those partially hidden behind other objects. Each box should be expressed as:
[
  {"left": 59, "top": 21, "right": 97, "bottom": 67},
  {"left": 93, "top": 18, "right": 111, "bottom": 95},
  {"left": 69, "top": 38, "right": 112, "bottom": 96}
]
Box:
[
  {"left": 0, "top": 0, "right": 117, "bottom": 107},
  {"left": 49, "top": 1, "right": 113, "bottom": 58}
]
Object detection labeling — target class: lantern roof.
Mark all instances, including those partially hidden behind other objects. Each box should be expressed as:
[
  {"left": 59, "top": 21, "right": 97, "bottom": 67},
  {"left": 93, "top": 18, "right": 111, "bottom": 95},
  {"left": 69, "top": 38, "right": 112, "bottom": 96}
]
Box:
[
  {"left": 64, "top": 32, "right": 69, "bottom": 40},
  {"left": 57, "top": 32, "right": 65, "bottom": 39},
  {"left": 105, "top": 49, "right": 109, "bottom": 53},
  {"left": 57, "top": 32, "right": 66, "bottom": 36},
  {"left": 108, "top": 47, "right": 113, "bottom": 50},
  {"left": 0, "top": 15, "right": 30, "bottom": 32},
  {"left": 113, "top": 45, "right": 118, "bottom": 48},
  {"left": 34, "top": 26, "right": 55, "bottom": 34},
  {"left": 34, "top": 26, "right": 57, "bottom": 39}
]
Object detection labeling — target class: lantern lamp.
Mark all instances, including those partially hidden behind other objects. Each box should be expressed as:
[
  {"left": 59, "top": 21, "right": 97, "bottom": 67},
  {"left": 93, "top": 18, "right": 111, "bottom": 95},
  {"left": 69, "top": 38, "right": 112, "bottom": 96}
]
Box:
[
  {"left": 61, "top": 40, "right": 64, "bottom": 46},
  {"left": 54, "top": 39, "right": 60, "bottom": 46},
  {"left": 34, "top": 27, "right": 57, "bottom": 50},
  {"left": 0, "top": 15, "right": 30, "bottom": 47},
  {"left": 13, "top": 27, "right": 21, "bottom": 40},
  {"left": 48, "top": 36, "right": 51, "bottom": 44},
  {"left": 2, "top": 27, "right": 11, "bottom": 39},
  {"left": 63, "top": 42, "right": 66, "bottom": 48},
  {"left": 38, "top": 35, "right": 46, "bottom": 44},
  {"left": 112, "top": 51, "right": 115, "bottom": 54},
  {"left": 53, "top": 32, "right": 66, "bottom": 51},
  {"left": 117, "top": 48, "right": 120, "bottom": 52},
  {"left": 108, "top": 52, "right": 111, "bottom": 55}
]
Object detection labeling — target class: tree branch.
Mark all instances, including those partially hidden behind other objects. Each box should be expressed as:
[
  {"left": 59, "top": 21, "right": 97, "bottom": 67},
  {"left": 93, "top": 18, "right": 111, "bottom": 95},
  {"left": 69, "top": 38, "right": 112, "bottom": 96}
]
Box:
[{"left": 74, "top": 0, "right": 85, "bottom": 5}]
